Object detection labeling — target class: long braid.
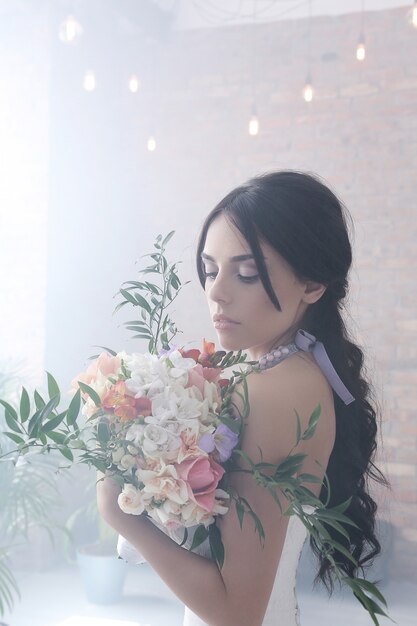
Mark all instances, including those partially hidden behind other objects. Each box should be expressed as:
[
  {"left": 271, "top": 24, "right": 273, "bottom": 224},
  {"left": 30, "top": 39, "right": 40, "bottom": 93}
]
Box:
[{"left": 302, "top": 283, "right": 389, "bottom": 592}]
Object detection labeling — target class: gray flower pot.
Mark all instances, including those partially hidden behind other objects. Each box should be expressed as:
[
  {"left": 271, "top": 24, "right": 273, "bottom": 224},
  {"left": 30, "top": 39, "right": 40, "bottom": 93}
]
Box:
[{"left": 76, "top": 542, "right": 128, "bottom": 605}]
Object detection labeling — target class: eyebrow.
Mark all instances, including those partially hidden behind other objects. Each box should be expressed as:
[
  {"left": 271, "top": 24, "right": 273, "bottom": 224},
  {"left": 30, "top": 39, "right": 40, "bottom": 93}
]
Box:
[{"left": 201, "top": 252, "right": 260, "bottom": 263}]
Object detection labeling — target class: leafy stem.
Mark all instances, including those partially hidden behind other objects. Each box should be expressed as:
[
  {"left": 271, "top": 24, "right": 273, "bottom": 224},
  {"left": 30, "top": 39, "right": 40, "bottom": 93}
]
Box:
[{"left": 114, "top": 231, "right": 190, "bottom": 354}]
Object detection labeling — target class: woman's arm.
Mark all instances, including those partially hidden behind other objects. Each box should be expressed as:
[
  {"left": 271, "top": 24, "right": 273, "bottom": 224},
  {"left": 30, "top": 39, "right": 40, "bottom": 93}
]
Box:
[{"left": 97, "top": 361, "right": 325, "bottom": 626}]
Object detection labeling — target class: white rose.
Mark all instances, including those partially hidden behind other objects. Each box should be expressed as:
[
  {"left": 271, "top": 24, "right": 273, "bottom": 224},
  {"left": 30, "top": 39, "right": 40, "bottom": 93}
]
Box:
[
  {"left": 143, "top": 424, "right": 168, "bottom": 447},
  {"left": 119, "top": 454, "right": 136, "bottom": 471},
  {"left": 118, "top": 484, "right": 145, "bottom": 515},
  {"left": 125, "top": 424, "right": 145, "bottom": 446}
]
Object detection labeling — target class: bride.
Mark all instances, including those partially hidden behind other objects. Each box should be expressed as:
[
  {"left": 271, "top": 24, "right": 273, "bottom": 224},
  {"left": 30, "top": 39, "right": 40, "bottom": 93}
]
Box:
[{"left": 96, "top": 170, "right": 388, "bottom": 626}]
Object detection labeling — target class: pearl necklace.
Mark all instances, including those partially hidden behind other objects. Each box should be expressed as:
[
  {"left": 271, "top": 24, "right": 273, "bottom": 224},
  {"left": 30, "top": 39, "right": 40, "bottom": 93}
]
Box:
[
  {"left": 255, "top": 340, "right": 301, "bottom": 371},
  {"left": 245, "top": 328, "right": 356, "bottom": 406}
]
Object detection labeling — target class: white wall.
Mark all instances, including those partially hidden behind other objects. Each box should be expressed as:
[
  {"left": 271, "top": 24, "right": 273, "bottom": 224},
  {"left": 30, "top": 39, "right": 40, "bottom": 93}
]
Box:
[{"left": 0, "top": 8, "right": 50, "bottom": 391}]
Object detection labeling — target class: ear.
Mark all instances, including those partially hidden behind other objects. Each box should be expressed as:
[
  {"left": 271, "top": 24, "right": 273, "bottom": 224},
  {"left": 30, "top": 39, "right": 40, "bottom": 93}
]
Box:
[{"left": 302, "top": 281, "right": 327, "bottom": 304}]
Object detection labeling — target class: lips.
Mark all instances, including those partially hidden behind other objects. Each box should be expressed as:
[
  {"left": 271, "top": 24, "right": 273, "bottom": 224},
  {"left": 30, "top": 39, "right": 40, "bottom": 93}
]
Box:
[{"left": 213, "top": 314, "right": 240, "bottom": 324}]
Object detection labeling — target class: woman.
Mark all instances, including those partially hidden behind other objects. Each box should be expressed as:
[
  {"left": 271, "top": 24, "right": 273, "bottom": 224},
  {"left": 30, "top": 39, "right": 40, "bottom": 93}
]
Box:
[{"left": 97, "top": 170, "right": 388, "bottom": 626}]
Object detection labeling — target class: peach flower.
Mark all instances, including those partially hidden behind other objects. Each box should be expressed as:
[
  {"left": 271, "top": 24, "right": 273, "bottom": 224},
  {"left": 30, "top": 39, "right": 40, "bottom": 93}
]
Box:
[
  {"left": 70, "top": 351, "right": 121, "bottom": 393},
  {"left": 186, "top": 364, "right": 222, "bottom": 396}
]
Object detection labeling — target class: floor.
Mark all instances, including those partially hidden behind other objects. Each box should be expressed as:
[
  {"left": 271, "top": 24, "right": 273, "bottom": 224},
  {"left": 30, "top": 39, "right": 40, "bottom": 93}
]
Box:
[{"left": 2, "top": 561, "right": 416, "bottom": 626}]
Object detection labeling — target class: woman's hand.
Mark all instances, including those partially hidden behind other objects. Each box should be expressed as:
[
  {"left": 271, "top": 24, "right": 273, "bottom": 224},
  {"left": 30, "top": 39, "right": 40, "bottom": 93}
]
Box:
[{"left": 96, "top": 470, "right": 124, "bottom": 528}]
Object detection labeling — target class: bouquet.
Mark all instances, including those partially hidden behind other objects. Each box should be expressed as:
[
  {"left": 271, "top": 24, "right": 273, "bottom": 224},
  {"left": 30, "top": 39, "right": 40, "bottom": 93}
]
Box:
[
  {"left": 0, "top": 232, "right": 390, "bottom": 625},
  {"left": 70, "top": 339, "right": 241, "bottom": 532}
]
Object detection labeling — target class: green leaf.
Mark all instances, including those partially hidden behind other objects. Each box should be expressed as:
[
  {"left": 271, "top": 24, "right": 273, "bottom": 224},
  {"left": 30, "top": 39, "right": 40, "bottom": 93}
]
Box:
[
  {"left": 331, "top": 497, "right": 352, "bottom": 514},
  {"left": 189, "top": 525, "right": 209, "bottom": 551},
  {"left": 34, "top": 389, "right": 46, "bottom": 410},
  {"left": 351, "top": 586, "right": 390, "bottom": 622},
  {"left": 87, "top": 458, "right": 108, "bottom": 472},
  {"left": 236, "top": 500, "right": 244, "bottom": 530},
  {"left": 125, "top": 322, "right": 149, "bottom": 333},
  {"left": 302, "top": 404, "right": 321, "bottom": 440},
  {"left": 134, "top": 293, "right": 152, "bottom": 315},
  {"left": 179, "top": 527, "right": 188, "bottom": 547},
  {"left": 342, "top": 576, "right": 388, "bottom": 607},
  {"left": 330, "top": 541, "right": 359, "bottom": 567},
  {"left": 39, "top": 432, "right": 47, "bottom": 445},
  {"left": 217, "top": 413, "right": 240, "bottom": 434},
  {"left": 316, "top": 508, "right": 360, "bottom": 529},
  {"left": 248, "top": 508, "right": 265, "bottom": 544},
  {"left": 38, "top": 394, "right": 60, "bottom": 422},
  {"left": 46, "top": 371, "right": 61, "bottom": 404},
  {"left": 144, "top": 282, "right": 161, "bottom": 295},
  {"left": 58, "top": 446, "right": 74, "bottom": 462},
  {"left": 121, "top": 281, "right": 147, "bottom": 290},
  {"left": 274, "top": 453, "right": 307, "bottom": 477},
  {"left": 120, "top": 288, "right": 139, "bottom": 306},
  {"left": 321, "top": 518, "right": 351, "bottom": 542},
  {"left": 27, "top": 410, "right": 41, "bottom": 437},
  {"left": 66, "top": 389, "right": 81, "bottom": 426},
  {"left": 46, "top": 431, "right": 67, "bottom": 445},
  {"left": 19, "top": 387, "right": 30, "bottom": 422},
  {"left": 208, "top": 524, "right": 224, "bottom": 569},
  {"left": 113, "top": 300, "right": 129, "bottom": 314},
  {"left": 170, "top": 274, "right": 180, "bottom": 289},
  {"left": 162, "top": 230, "right": 175, "bottom": 247},
  {"left": 4, "top": 432, "right": 25, "bottom": 445},
  {"left": 296, "top": 472, "right": 322, "bottom": 484},
  {"left": 294, "top": 409, "right": 301, "bottom": 445},
  {"left": 91, "top": 345, "right": 117, "bottom": 356},
  {"left": 4, "top": 409, "right": 23, "bottom": 434},
  {"left": 97, "top": 421, "right": 110, "bottom": 447},
  {"left": 77, "top": 382, "right": 101, "bottom": 407},
  {"left": 0, "top": 399, "right": 18, "bottom": 421},
  {"left": 232, "top": 449, "right": 255, "bottom": 469},
  {"left": 42, "top": 411, "right": 67, "bottom": 433}
]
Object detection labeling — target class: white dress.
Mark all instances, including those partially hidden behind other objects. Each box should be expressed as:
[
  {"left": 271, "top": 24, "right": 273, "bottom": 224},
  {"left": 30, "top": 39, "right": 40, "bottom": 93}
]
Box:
[{"left": 117, "top": 504, "right": 314, "bottom": 626}]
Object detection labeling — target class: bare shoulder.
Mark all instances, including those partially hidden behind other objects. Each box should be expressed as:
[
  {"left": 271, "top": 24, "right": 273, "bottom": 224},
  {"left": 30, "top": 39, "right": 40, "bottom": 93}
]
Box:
[{"left": 234, "top": 352, "right": 336, "bottom": 469}]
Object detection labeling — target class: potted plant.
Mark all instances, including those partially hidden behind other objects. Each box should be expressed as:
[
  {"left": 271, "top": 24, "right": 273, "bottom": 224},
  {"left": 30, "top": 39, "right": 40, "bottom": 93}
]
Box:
[
  {"left": 65, "top": 474, "right": 129, "bottom": 605},
  {"left": 0, "top": 365, "right": 67, "bottom": 623}
]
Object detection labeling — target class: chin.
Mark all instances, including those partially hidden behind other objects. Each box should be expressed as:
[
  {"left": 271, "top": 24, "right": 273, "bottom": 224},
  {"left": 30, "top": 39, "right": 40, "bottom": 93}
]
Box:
[
  {"left": 215, "top": 335, "right": 249, "bottom": 353},
  {"left": 215, "top": 336, "right": 242, "bottom": 352}
]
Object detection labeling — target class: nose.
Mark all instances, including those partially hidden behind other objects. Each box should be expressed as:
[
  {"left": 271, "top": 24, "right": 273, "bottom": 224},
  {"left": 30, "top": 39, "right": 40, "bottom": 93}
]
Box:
[{"left": 205, "top": 272, "right": 232, "bottom": 305}]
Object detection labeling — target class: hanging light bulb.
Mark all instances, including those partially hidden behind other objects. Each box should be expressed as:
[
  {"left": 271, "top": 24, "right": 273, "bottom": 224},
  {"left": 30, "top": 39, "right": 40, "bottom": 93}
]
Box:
[
  {"left": 303, "top": 1, "right": 313, "bottom": 103},
  {"left": 128, "top": 74, "right": 141, "bottom": 93},
  {"left": 248, "top": 115, "right": 259, "bottom": 136},
  {"left": 248, "top": 103, "right": 259, "bottom": 136},
  {"left": 303, "top": 73, "right": 313, "bottom": 102},
  {"left": 356, "top": 32, "right": 366, "bottom": 61},
  {"left": 412, "top": 1, "right": 417, "bottom": 27},
  {"left": 59, "top": 15, "right": 83, "bottom": 44},
  {"left": 83, "top": 71, "right": 96, "bottom": 92},
  {"left": 147, "top": 135, "right": 156, "bottom": 152}
]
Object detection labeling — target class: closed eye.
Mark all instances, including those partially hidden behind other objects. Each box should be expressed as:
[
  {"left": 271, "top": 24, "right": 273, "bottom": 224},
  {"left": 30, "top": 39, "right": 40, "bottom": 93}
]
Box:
[{"left": 203, "top": 271, "right": 259, "bottom": 284}]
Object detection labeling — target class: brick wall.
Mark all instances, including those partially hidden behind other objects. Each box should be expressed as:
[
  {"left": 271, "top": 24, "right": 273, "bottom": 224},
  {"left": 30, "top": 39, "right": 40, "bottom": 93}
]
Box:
[{"left": 138, "top": 6, "right": 417, "bottom": 581}]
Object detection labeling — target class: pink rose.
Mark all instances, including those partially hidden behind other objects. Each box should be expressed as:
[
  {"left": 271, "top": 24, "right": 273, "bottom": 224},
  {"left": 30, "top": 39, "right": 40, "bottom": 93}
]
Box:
[
  {"left": 175, "top": 456, "right": 225, "bottom": 512},
  {"left": 69, "top": 351, "right": 121, "bottom": 393},
  {"left": 186, "top": 364, "right": 222, "bottom": 396}
]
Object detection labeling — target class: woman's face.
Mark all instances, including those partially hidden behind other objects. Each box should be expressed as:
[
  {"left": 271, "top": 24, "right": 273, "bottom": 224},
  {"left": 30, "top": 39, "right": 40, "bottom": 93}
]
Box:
[{"left": 201, "top": 214, "right": 321, "bottom": 360}]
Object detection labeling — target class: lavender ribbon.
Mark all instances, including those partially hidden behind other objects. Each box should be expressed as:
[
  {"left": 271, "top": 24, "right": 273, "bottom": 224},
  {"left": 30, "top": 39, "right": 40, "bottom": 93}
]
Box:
[{"left": 294, "top": 329, "right": 355, "bottom": 406}]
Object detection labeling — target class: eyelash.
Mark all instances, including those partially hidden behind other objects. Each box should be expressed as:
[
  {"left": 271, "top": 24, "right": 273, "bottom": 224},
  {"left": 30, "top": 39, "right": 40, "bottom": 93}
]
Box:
[{"left": 203, "top": 271, "right": 259, "bottom": 284}]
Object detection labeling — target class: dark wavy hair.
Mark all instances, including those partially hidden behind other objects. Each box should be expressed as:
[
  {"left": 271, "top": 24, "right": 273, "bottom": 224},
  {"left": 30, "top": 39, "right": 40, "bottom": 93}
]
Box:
[{"left": 195, "top": 170, "right": 389, "bottom": 592}]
